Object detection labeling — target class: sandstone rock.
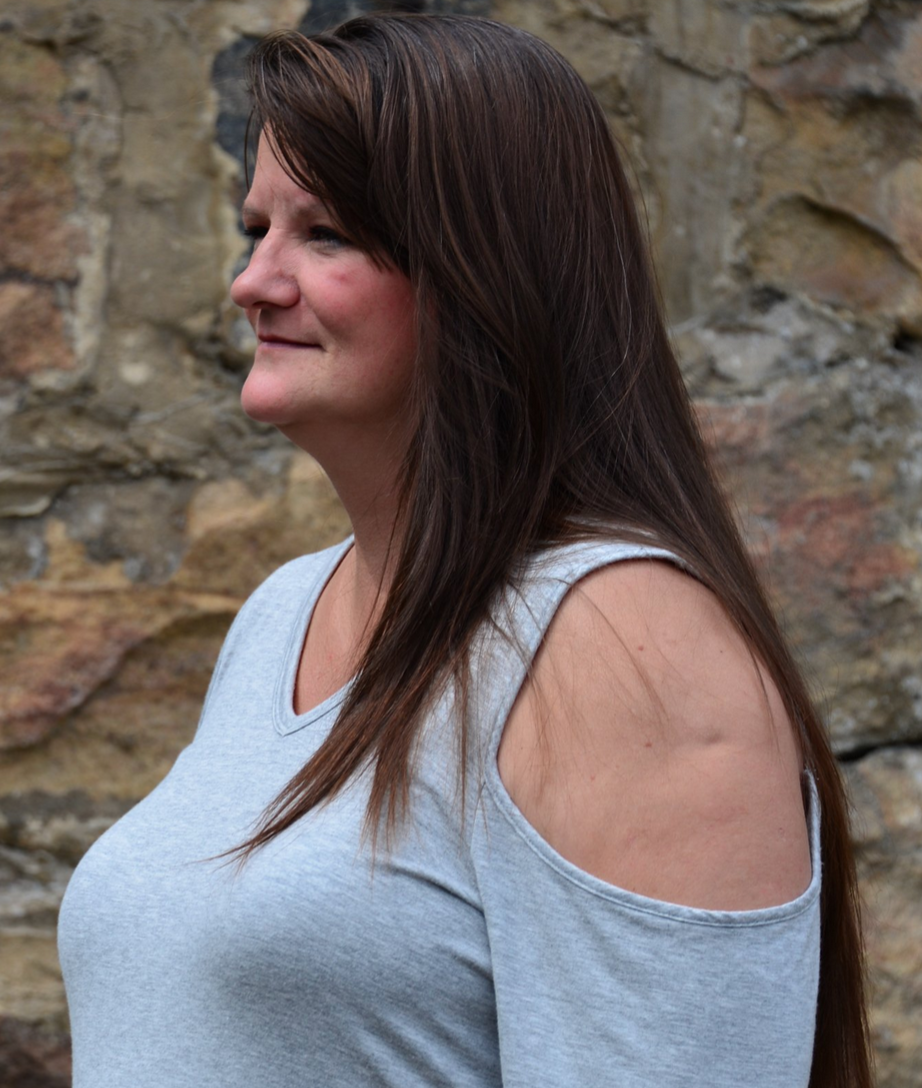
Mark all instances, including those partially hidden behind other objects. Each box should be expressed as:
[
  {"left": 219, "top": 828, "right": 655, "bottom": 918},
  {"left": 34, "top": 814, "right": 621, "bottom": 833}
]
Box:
[
  {"left": 492, "top": 0, "right": 644, "bottom": 113},
  {"left": 0, "top": 844, "right": 71, "bottom": 930},
  {"left": 0, "top": 1016, "right": 70, "bottom": 1088},
  {"left": 0, "top": 454, "right": 346, "bottom": 796},
  {"left": 881, "top": 159, "right": 922, "bottom": 271},
  {"left": 752, "top": 10, "right": 919, "bottom": 103},
  {"left": 695, "top": 314, "right": 922, "bottom": 754},
  {"left": 0, "top": 931, "right": 67, "bottom": 1026},
  {"left": 0, "top": 518, "right": 45, "bottom": 586},
  {"left": 745, "top": 196, "right": 922, "bottom": 331},
  {"left": 55, "top": 478, "right": 194, "bottom": 584},
  {"left": 677, "top": 294, "right": 851, "bottom": 392},
  {"left": 193, "top": 0, "right": 310, "bottom": 42},
  {"left": 782, "top": 0, "right": 869, "bottom": 23},
  {"left": 0, "top": 35, "right": 84, "bottom": 283},
  {"left": 175, "top": 451, "right": 350, "bottom": 597},
  {"left": 0, "top": 510, "right": 241, "bottom": 759},
  {"left": 565, "top": 0, "right": 647, "bottom": 27},
  {"left": 107, "top": 197, "right": 228, "bottom": 326},
  {"left": 847, "top": 747, "right": 922, "bottom": 1088},
  {"left": 639, "top": 57, "right": 743, "bottom": 322},
  {"left": 0, "top": 791, "right": 131, "bottom": 866},
  {"left": 0, "top": 283, "right": 75, "bottom": 381},
  {"left": 892, "top": 12, "right": 922, "bottom": 98},
  {"left": 0, "top": 472, "right": 72, "bottom": 521},
  {"left": 0, "top": 595, "right": 238, "bottom": 807},
  {"left": 0, "top": 583, "right": 170, "bottom": 752},
  {"left": 649, "top": 0, "right": 749, "bottom": 76},
  {"left": 743, "top": 10, "right": 922, "bottom": 330},
  {"left": 7, "top": 0, "right": 103, "bottom": 48}
]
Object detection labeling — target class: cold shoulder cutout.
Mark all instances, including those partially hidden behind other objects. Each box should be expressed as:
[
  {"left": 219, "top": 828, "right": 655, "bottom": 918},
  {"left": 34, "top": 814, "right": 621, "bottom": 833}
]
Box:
[{"left": 496, "top": 553, "right": 812, "bottom": 910}]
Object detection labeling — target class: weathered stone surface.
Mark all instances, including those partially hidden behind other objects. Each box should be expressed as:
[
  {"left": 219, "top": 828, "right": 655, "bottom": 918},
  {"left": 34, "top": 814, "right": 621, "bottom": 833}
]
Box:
[
  {"left": 649, "top": 0, "right": 749, "bottom": 77},
  {"left": 0, "top": 930, "right": 68, "bottom": 1027},
  {"left": 0, "top": 1016, "right": 71, "bottom": 1088},
  {"left": 638, "top": 58, "right": 743, "bottom": 322},
  {"left": 687, "top": 295, "right": 922, "bottom": 757},
  {"left": 0, "top": 585, "right": 155, "bottom": 751},
  {"left": 847, "top": 747, "right": 922, "bottom": 1088},
  {"left": 752, "top": 10, "right": 920, "bottom": 103},
  {"left": 0, "top": 283, "right": 75, "bottom": 381},
  {"left": 0, "top": 30, "right": 83, "bottom": 393},
  {"left": 0, "top": 791, "right": 131, "bottom": 866},
  {"left": 0, "top": 452, "right": 347, "bottom": 788},
  {"left": 751, "top": 1, "right": 872, "bottom": 66},
  {"left": 744, "top": 9, "right": 922, "bottom": 331},
  {"left": 0, "top": 515, "right": 238, "bottom": 761},
  {"left": 0, "top": 34, "right": 84, "bottom": 283},
  {"left": 745, "top": 196, "right": 922, "bottom": 330},
  {"left": 0, "top": 518, "right": 45, "bottom": 586},
  {"left": 176, "top": 451, "right": 350, "bottom": 596},
  {"left": 569, "top": 0, "right": 647, "bottom": 26}
]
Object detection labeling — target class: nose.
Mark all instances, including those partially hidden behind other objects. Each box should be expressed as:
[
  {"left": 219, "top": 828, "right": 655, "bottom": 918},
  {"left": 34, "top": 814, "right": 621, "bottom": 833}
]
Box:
[{"left": 230, "top": 236, "right": 299, "bottom": 312}]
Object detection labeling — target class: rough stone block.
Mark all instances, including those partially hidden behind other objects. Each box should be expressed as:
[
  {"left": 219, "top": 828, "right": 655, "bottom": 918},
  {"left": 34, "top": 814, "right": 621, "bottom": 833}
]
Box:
[
  {"left": 0, "top": 283, "right": 75, "bottom": 381},
  {"left": 746, "top": 196, "right": 922, "bottom": 332},
  {"left": 649, "top": 0, "right": 749, "bottom": 76},
  {"left": 0, "top": 1016, "right": 71, "bottom": 1088},
  {"left": 848, "top": 747, "right": 922, "bottom": 1088},
  {"left": 0, "top": 36, "right": 85, "bottom": 283},
  {"left": 640, "top": 57, "right": 743, "bottom": 322}
]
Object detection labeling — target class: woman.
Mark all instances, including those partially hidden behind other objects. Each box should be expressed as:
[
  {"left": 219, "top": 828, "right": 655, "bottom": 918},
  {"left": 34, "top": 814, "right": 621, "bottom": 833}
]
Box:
[{"left": 58, "top": 13, "right": 872, "bottom": 1088}]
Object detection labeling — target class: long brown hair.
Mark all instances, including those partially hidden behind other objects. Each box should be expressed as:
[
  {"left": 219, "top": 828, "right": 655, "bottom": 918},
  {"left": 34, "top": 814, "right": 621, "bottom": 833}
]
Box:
[{"left": 235, "top": 15, "right": 871, "bottom": 1086}]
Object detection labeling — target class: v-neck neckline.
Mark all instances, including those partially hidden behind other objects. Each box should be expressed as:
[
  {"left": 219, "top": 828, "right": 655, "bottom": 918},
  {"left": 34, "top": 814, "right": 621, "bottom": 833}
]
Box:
[{"left": 273, "top": 536, "right": 355, "bottom": 737}]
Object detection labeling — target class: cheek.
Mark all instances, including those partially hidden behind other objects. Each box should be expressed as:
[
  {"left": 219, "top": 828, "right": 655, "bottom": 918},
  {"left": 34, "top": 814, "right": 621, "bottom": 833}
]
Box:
[{"left": 335, "top": 269, "right": 417, "bottom": 362}]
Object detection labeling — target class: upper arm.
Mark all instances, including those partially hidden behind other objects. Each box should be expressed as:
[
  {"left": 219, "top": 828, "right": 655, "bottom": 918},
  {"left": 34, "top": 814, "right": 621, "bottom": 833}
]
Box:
[{"left": 496, "top": 559, "right": 812, "bottom": 910}]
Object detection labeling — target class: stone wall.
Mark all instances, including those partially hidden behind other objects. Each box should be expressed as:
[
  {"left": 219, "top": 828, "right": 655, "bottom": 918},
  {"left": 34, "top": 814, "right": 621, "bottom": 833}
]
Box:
[{"left": 1, "top": 0, "right": 920, "bottom": 1084}]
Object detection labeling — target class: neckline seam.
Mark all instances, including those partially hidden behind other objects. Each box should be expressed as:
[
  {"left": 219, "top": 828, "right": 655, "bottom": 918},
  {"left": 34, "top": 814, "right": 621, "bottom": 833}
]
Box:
[{"left": 273, "top": 537, "right": 355, "bottom": 737}]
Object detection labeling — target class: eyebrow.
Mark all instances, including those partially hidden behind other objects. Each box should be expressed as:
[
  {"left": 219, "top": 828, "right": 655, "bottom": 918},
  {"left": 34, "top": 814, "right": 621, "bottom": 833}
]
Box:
[{"left": 240, "top": 193, "right": 329, "bottom": 222}]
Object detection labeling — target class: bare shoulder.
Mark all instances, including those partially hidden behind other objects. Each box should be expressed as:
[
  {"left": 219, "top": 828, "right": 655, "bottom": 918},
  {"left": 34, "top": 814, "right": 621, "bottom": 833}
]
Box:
[{"left": 497, "top": 558, "right": 812, "bottom": 909}]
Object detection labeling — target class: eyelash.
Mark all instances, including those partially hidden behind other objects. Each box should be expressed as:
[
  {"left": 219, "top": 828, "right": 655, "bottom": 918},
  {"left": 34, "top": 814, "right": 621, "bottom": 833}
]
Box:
[{"left": 241, "top": 225, "right": 347, "bottom": 247}]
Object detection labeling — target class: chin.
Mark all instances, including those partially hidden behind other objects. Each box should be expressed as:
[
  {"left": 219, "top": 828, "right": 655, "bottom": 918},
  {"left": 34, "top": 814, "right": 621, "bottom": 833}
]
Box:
[
  {"left": 240, "top": 370, "right": 301, "bottom": 426},
  {"left": 240, "top": 391, "right": 288, "bottom": 426}
]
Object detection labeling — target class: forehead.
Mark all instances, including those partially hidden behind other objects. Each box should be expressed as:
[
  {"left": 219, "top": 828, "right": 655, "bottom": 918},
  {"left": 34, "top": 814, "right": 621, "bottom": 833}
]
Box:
[{"left": 241, "top": 136, "right": 325, "bottom": 217}]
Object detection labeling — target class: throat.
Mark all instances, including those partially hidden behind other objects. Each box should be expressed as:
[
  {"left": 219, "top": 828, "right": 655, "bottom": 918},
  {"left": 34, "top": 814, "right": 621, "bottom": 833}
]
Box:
[{"left": 292, "top": 548, "right": 375, "bottom": 716}]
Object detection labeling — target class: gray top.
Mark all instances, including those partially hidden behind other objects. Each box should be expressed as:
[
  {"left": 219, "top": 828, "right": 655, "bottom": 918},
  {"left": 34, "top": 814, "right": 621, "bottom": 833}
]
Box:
[{"left": 58, "top": 537, "right": 821, "bottom": 1087}]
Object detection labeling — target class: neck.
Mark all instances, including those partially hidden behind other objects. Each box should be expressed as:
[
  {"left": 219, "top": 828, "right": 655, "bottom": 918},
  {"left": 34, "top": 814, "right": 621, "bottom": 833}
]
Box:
[
  {"left": 329, "top": 473, "right": 404, "bottom": 668},
  {"left": 343, "top": 484, "right": 402, "bottom": 617},
  {"left": 283, "top": 420, "right": 407, "bottom": 638}
]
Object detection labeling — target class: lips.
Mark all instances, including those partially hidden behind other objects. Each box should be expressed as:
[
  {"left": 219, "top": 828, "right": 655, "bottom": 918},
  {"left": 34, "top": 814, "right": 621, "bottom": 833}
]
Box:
[{"left": 257, "top": 333, "right": 321, "bottom": 348}]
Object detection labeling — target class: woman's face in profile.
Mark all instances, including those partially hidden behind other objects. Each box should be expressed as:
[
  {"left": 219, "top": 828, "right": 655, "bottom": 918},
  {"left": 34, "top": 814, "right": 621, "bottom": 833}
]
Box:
[{"left": 230, "top": 135, "right": 417, "bottom": 448}]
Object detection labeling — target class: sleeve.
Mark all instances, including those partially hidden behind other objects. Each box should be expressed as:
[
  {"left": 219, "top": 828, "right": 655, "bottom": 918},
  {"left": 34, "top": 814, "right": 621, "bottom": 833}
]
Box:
[
  {"left": 189, "top": 590, "right": 258, "bottom": 741},
  {"left": 470, "top": 770, "right": 822, "bottom": 1088}
]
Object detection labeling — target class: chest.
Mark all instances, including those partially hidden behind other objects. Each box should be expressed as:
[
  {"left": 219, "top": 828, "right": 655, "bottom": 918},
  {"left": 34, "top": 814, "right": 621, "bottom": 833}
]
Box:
[{"left": 58, "top": 693, "right": 496, "bottom": 1085}]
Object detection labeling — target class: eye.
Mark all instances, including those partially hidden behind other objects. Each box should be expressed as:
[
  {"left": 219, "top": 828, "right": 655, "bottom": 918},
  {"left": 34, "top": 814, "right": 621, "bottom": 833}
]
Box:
[
  {"left": 309, "top": 225, "right": 348, "bottom": 248},
  {"left": 242, "top": 225, "right": 267, "bottom": 242}
]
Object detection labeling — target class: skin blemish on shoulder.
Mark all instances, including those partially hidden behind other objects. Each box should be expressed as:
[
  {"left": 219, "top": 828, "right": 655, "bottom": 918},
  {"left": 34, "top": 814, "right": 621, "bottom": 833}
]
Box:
[{"left": 637, "top": 644, "right": 644, "bottom": 651}]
